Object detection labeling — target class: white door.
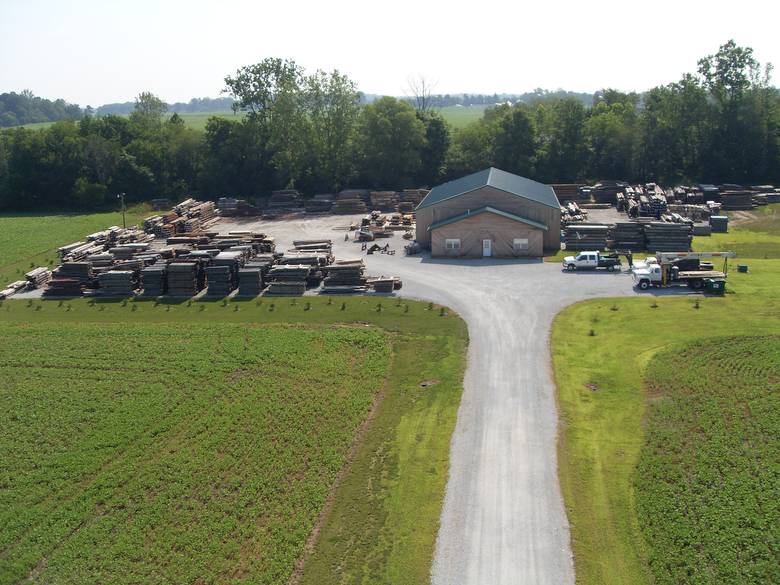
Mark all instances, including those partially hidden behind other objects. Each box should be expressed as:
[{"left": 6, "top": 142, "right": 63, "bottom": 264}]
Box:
[{"left": 482, "top": 239, "right": 492, "bottom": 257}]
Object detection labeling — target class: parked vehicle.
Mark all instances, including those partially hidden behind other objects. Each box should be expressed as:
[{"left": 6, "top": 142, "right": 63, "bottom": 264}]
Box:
[
  {"left": 631, "top": 251, "right": 735, "bottom": 291},
  {"left": 563, "top": 251, "right": 622, "bottom": 271}
]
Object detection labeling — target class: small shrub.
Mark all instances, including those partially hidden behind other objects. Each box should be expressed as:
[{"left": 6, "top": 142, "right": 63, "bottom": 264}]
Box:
[
  {"left": 439, "top": 307, "right": 446, "bottom": 316},
  {"left": 404, "top": 304, "right": 409, "bottom": 313},
  {"left": 427, "top": 302, "right": 434, "bottom": 311},
  {"left": 269, "top": 303, "right": 275, "bottom": 312},
  {"left": 610, "top": 303, "right": 619, "bottom": 311},
  {"left": 376, "top": 303, "right": 382, "bottom": 312},
  {"left": 340, "top": 302, "right": 346, "bottom": 311},
  {"left": 693, "top": 299, "right": 700, "bottom": 309},
  {"left": 304, "top": 301, "right": 311, "bottom": 311},
  {"left": 588, "top": 329, "right": 596, "bottom": 336},
  {"left": 650, "top": 300, "right": 659, "bottom": 309}
]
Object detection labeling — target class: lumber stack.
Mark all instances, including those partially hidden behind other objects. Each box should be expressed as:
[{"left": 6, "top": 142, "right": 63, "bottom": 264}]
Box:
[
  {"left": 720, "top": 190, "right": 754, "bottom": 210},
  {"left": 609, "top": 222, "right": 645, "bottom": 251},
  {"left": 565, "top": 224, "right": 609, "bottom": 250},
  {"left": 237, "top": 268, "right": 263, "bottom": 296},
  {"left": 205, "top": 265, "right": 233, "bottom": 297},
  {"left": 43, "top": 278, "right": 84, "bottom": 297},
  {"left": 643, "top": 222, "right": 692, "bottom": 252},
  {"left": 304, "top": 194, "right": 334, "bottom": 213},
  {"left": 370, "top": 191, "right": 400, "bottom": 211},
  {"left": 368, "top": 277, "right": 402, "bottom": 293},
  {"left": 0, "top": 280, "right": 28, "bottom": 299},
  {"left": 263, "top": 281, "right": 306, "bottom": 296},
  {"left": 322, "top": 261, "right": 366, "bottom": 290},
  {"left": 54, "top": 262, "right": 93, "bottom": 283},
  {"left": 267, "top": 264, "right": 311, "bottom": 282},
  {"left": 25, "top": 267, "right": 52, "bottom": 289},
  {"left": 692, "top": 223, "right": 712, "bottom": 236},
  {"left": 97, "top": 271, "right": 135, "bottom": 296},
  {"left": 141, "top": 265, "right": 167, "bottom": 296},
  {"left": 331, "top": 190, "right": 369, "bottom": 214},
  {"left": 267, "top": 190, "right": 303, "bottom": 212},
  {"left": 166, "top": 262, "right": 199, "bottom": 296}
]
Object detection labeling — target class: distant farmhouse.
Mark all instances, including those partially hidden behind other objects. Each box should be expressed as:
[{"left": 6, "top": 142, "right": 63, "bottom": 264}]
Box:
[{"left": 415, "top": 168, "right": 561, "bottom": 258}]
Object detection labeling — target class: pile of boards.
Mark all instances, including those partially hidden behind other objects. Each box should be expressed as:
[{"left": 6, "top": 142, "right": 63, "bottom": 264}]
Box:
[
  {"left": 95, "top": 271, "right": 135, "bottom": 296},
  {"left": 370, "top": 191, "right": 400, "bottom": 211},
  {"left": 643, "top": 222, "right": 693, "bottom": 252},
  {"left": 304, "top": 194, "right": 335, "bottom": 213},
  {"left": 25, "top": 267, "right": 52, "bottom": 288},
  {"left": 265, "top": 190, "right": 303, "bottom": 213},
  {"left": 321, "top": 260, "right": 367, "bottom": 294},
  {"left": 720, "top": 191, "right": 754, "bottom": 211},
  {"left": 564, "top": 224, "right": 610, "bottom": 250},
  {"left": 609, "top": 223, "right": 645, "bottom": 251},
  {"left": 0, "top": 280, "right": 28, "bottom": 299},
  {"left": 331, "top": 190, "right": 369, "bottom": 214},
  {"left": 144, "top": 199, "right": 221, "bottom": 237},
  {"left": 560, "top": 200, "right": 588, "bottom": 225}
]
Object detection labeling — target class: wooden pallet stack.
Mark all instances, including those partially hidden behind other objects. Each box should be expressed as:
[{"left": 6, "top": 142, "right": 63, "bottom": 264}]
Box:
[
  {"left": 267, "top": 190, "right": 303, "bottom": 212},
  {"left": 321, "top": 260, "right": 367, "bottom": 293},
  {"left": 141, "top": 265, "right": 167, "bottom": 295},
  {"left": 205, "top": 265, "right": 233, "bottom": 297},
  {"left": 43, "top": 278, "right": 83, "bottom": 297},
  {"left": 720, "top": 190, "right": 754, "bottom": 210},
  {"left": 54, "top": 262, "right": 93, "bottom": 283},
  {"left": 96, "top": 271, "right": 136, "bottom": 296},
  {"left": 643, "top": 222, "right": 693, "bottom": 252},
  {"left": 166, "top": 262, "right": 199, "bottom": 296},
  {"left": 237, "top": 268, "right": 264, "bottom": 296},
  {"left": 564, "top": 224, "right": 610, "bottom": 250}
]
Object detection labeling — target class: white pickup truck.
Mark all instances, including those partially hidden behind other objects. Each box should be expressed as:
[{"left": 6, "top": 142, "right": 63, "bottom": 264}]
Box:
[{"left": 562, "top": 251, "right": 622, "bottom": 271}]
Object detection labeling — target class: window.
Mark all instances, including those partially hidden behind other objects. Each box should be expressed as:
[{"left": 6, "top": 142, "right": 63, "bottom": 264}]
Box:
[
  {"left": 513, "top": 238, "right": 529, "bottom": 251},
  {"left": 445, "top": 238, "right": 461, "bottom": 250}
]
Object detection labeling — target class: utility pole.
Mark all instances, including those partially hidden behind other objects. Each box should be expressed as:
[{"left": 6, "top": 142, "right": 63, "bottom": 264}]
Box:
[{"left": 117, "top": 192, "right": 126, "bottom": 229}]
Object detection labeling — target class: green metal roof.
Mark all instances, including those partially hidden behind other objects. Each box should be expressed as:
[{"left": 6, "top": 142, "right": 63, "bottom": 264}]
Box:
[
  {"left": 417, "top": 167, "right": 560, "bottom": 210},
  {"left": 428, "top": 206, "right": 549, "bottom": 232}
]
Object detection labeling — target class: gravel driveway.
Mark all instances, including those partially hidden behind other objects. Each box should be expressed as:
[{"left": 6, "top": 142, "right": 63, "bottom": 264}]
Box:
[{"left": 219, "top": 214, "right": 637, "bottom": 585}]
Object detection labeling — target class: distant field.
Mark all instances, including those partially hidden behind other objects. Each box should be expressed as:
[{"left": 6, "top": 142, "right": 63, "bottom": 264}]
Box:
[
  {"left": 14, "top": 105, "right": 487, "bottom": 132},
  {"left": 0, "top": 297, "right": 467, "bottom": 585},
  {"left": 694, "top": 203, "right": 780, "bottom": 258},
  {"left": 635, "top": 336, "right": 779, "bottom": 585},
  {"left": 0, "top": 206, "right": 149, "bottom": 287}
]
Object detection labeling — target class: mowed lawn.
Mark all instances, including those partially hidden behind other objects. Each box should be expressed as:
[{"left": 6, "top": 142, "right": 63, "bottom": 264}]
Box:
[
  {"left": 0, "top": 206, "right": 148, "bottom": 287},
  {"left": 0, "top": 298, "right": 467, "bottom": 585},
  {"left": 551, "top": 211, "right": 780, "bottom": 584},
  {"left": 635, "top": 336, "right": 779, "bottom": 585}
]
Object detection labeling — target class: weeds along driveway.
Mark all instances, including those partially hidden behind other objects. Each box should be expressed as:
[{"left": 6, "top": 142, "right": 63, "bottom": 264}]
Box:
[{"left": 221, "top": 215, "right": 636, "bottom": 585}]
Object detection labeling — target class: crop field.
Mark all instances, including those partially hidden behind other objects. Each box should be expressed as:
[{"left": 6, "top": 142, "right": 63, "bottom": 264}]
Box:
[
  {"left": 0, "top": 297, "right": 466, "bottom": 585},
  {"left": 635, "top": 336, "right": 779, "bottom": 585},
  {"left": 552, "top": 209, "right": 780, "bottom": 585},
  {"left": 0, "top": 206, "right": 148, "bottom": 287}
]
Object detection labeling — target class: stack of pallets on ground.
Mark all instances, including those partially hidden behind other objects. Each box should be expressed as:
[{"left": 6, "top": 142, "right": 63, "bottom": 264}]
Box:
[
  {"left": 564, "top": 224, "right": 609, "bottom": 250},
  {"left": 205, "top": 265, "right": 232, "bottom": 297},
  {"left": 331, "top": 190, "right": 369, "bottom": 214},
  {"left": 0, "top": 280, "right": 27, "bottom": 299},
  {"left": 370, "top": 191, "right": 400, "bottom": 212},
  {"left": 320, "top": 260, "right": 367, "bottom": 294},
  {"left": 54, "top": 262, "right": 93, "bottom": 284},
  {"left": 643, "top": 222, "right": 693, "bottom": 252},
  {"left": 25, "top": 267, "right": 52, "bottom": 289},
  {"left": 141, "top": 264, "right": 167, "bottom": 295},
  {"left": 237, "top": 268, "right": 263, "bottom": 296},
  {"left": 96, "top": 271, "right": 135, "bottom": 296},
  {"left": 166, "top": 262, "right": 200, "bottom": 296},
  {"left": 88, "top": 253, "right": 115, "bottom": 268},
  {"left": 266, "top": 190, "right": 303, "bottom": 213},
  {"left": 43, "top": 278, "right": 84, "bottom": 297},
  {"left": 720, "top": 190, "right": 754, "bottom": 210},
  {"left": 609, "top": 222, "right": 645, "bottom": 251},
  {"left": 304, "top": 194, "right": 335, "bottom": 213}
]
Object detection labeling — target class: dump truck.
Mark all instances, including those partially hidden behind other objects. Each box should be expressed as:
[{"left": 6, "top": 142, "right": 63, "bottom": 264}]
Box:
[
  {"left": 562, "top": 251, "right": 622, "bottom": 271},
  {"left": 632, "top": 251, "right": 735, "bottom": 291}
]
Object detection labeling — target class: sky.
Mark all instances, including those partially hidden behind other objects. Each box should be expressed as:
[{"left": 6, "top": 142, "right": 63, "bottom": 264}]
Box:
[{"left": 1, "top": 0, "right": 778, "bottom": 107}]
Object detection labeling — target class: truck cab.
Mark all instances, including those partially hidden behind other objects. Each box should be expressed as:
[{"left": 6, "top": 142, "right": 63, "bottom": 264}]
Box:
[{"left": 632, "top": 265, "right": 662, "bottom": 289}]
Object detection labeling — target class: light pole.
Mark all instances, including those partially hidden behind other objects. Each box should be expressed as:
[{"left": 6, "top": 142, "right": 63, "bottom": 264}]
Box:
[{"left": 117, "top": 192, "right": 126, "bottom": 229}]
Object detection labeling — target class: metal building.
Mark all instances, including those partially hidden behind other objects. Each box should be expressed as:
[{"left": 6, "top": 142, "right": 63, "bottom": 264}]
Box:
[{"left": 415, "top": 168, "right": 561, "bottom": 257}]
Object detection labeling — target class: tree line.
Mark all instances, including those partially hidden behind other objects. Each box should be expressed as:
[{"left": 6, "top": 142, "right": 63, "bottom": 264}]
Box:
[
  {"left": 0, "top": 41, "right": 777, "bottom": 212},
  {"left": 0, "top": 91, "right": 82, "bottom": 128}
]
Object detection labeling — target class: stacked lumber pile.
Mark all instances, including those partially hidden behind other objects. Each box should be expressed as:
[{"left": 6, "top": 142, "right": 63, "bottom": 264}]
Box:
[
  {"left": 205, "top": 265, "right": 233, "bottom": 297},
  {"left": 54, "top": 262, "right": 93, "bottom": 283},
  {"left": 166, "top": 262, "right": 199, "bottom": 296},
  {"left": 0, "top": 281, "right": 28, "bottom": 299},
  {"left": 266, "top": 264, "right": 311, "bottom": 282},
  {"left": 264, "top": 281, "right": 306, "bottom": 295},
  {"left": 719, "top": 190, "right": 753, "bottom": 210},
  {"left": 399, "top": 189, "right": 427, "bottom": 207},
  {"left": 332, "top": 190, "right": 369, "bottom": 214},
  {"left": 667, "top": 204, "right": 711, "bottom": 222},
  {"left": 692, "top": 223, "right": 712, "bottom": 236},
  {"left": 96, "top": 271, "right": 135, "bottom": 296},
  {"left": 766, "top": 192, "right": 780, "bottom": 203},
  {"left": 305, "top": 194, "right": 334, "bottom": 213},
  {"left": 643, "top": 222, "right": 692, "bottom": 252},
  {"left": 609, "top": 223, "right": 645, "bottom": 250},
  {"left": 370, "top": 191, "right": 400, "bottom": 211},
  {"left": 25, "top": 267, "right": 52, "bottom": 289},
  {"left": 43, "top": 278, "right": 83, "bottom": 297},
  {"left": 217, "top": 197, "right": 259, "bottom": 216},
  {"left": 321, "top": 260, "right": 367, "bottom": 293},
  {"left": 89, "top": 253, "right": 115, "bottom": 268},
  {"left": 367, "top": 277, "right": 402, "bottom": 293},
  {"left": 591, "top": 181, "right": 628, "bottom": 204},
  {"left": 237, "top": 268, "right": 263, "bottom": 296},
  {"left": 141, "top": 265, "right": 167, "bottom": 296},
  {"left": 58, "top": 241, "right": 103, "bottom": 262},
  {"left": 564, "top": 224, "right": 609, "bottom": 250},
  {"left": 266, "top": 190, "right": 303, "bottom": 212},
  {"left": 292, "top": 239, "right": 332, "bottom": 252}
]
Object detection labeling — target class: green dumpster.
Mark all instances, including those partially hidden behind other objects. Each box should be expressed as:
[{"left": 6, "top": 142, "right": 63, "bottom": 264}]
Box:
[{"left": 704, "top": 278, "right": 726, "bottom": 295}]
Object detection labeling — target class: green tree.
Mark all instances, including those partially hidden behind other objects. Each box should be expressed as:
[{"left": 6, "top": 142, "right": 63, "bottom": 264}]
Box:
[
  {"left": 417, "top": 111, "right": 450, "bottom": 186},
  {"left": 356, "top": 97, "right": 426, "bottom": 187},
  {"left": 71, "top": 177, "right": 107, "bottom": 208}
]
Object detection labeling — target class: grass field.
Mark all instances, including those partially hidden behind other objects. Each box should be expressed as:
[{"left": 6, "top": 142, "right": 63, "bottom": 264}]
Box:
[
  {"left": 551, "top": 209, "right": 780, "bottom": 584},
  {"left": 0, "top": 297, "right": 466, "bottom": 585},
  {"left": 635, "top": 336, "right": 779, "bottom": 585},
  {"left": 14, "top": 105, "right": 487, "bottom": 132},
  {"left": 0, "top": 206, "right": 148, "bottom": 287}
]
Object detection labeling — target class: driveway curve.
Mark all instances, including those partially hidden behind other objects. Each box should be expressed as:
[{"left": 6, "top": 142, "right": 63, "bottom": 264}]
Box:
[{"left": 220, "top": 215, "right": 636, "bottom": 585}]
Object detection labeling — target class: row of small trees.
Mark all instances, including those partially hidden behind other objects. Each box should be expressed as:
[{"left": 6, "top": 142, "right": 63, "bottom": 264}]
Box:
[{"left": 0, "top": 41, "right": 777, "bottom": 211}]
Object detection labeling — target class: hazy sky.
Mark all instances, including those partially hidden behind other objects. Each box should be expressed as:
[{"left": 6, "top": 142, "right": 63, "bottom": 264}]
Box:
[{"left": 1, "top": 0, "right": 778, "bottom": 106}]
